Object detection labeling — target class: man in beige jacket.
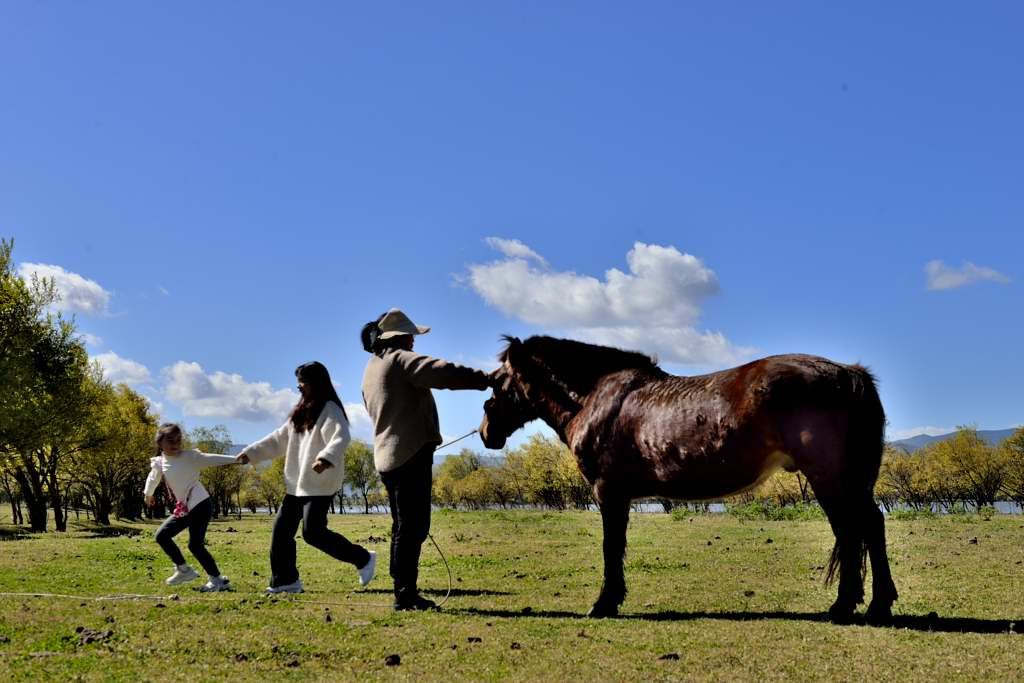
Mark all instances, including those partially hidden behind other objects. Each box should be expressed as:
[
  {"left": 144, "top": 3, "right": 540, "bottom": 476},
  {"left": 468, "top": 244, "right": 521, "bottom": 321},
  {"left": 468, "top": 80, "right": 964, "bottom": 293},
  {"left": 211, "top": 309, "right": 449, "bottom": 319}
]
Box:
[{"left": 361, "top": 308, "right": 495, "bottom": 610}]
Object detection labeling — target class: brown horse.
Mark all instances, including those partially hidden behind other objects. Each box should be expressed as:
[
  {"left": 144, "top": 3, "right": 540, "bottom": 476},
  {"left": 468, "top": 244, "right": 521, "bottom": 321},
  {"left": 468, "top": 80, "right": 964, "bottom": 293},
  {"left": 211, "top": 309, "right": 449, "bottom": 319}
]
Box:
[{"left": 479, "top": 335, "right": 897, "bottom": 623}]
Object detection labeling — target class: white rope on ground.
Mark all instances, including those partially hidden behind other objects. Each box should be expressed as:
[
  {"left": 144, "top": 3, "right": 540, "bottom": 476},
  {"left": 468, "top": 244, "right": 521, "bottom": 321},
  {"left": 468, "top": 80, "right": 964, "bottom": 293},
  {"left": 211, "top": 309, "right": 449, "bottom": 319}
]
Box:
[
  {"left": 0, "top": 531, "right": 454, "bottom": 609},
  {"left": 1, "top": 433, "right": 468, "bottom": 610}
]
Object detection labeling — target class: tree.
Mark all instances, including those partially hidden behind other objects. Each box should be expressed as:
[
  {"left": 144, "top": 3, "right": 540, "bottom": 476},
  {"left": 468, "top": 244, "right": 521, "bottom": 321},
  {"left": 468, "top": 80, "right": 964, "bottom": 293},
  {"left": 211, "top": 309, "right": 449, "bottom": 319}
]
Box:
[
  {"left": 242, "top": 456, "right": 286, "bottom": 514},
  {"left": 193, "top": 425, "right": 244, "bottom": 518},
  {"left": 516, "top": 434, "right": 591, "bottom": 510},
  {"left": 433, "top": 449, "right": 482, "bottom": 508},
  {"left": 344, "top": 440, "right": 380, "bottom": 514},
  {"left": 1000, "top": 427, "right": 1024, "bottom": 506},
  {"left": 0, "top": 238, "right": 98, "bottom": 531},
  {"left": 931, "top": 427, "right": 1006, "bottom": 509},
  {"left": 878, "top": 445, "right": 930, "bottom": 511},
  {"left": 74, "top": 382, "right": 158, "bottom": 524}
]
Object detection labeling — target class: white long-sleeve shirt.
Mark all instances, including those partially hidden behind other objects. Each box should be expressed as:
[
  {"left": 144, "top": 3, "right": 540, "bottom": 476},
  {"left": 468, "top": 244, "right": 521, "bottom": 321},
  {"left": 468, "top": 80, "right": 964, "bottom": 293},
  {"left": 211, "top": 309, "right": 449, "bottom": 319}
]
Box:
[
  {"left": 242, "top": 401, "right": 350, "bottom": 497},
  {"left": 143, "top": 449, "right": 237, "bottom": 510}
]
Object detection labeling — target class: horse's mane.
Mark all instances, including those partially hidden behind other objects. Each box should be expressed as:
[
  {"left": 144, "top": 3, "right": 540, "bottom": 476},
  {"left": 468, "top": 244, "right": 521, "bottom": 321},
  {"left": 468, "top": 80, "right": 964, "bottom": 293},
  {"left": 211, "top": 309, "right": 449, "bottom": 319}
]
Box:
[{"left": 499, "top": 335, "right": 665, "bottom": 396}]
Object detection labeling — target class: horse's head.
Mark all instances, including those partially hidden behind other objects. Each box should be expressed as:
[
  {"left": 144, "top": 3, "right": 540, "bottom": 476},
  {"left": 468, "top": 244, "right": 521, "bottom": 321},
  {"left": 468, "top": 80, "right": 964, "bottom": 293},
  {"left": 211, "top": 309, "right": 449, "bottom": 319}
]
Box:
[{"left": 479, "top": 338, "right": 538, "bottom": 449}]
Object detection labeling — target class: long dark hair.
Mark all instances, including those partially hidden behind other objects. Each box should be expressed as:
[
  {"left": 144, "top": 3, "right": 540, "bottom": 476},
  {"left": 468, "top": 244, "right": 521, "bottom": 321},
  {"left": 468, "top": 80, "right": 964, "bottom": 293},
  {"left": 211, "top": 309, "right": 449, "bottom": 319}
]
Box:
[
  {"left": 290, "top": 361, "right": 347, "bottom": 433},
  {"left": 360, "top": 312, "right": 411, "bottom": 354}
]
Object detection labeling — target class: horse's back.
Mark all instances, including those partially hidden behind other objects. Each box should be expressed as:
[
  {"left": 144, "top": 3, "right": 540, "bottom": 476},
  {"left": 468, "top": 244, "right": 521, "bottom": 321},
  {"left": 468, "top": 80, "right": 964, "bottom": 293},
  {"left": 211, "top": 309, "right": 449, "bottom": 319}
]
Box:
[{"left": 584, "top": 354, "right": 883, "bottom": 499}]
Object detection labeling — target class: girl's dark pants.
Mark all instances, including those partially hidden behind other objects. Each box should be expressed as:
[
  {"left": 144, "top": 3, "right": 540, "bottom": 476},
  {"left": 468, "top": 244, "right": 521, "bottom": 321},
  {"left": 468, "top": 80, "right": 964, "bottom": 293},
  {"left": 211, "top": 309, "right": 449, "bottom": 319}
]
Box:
[
  {"left": 154, "top": 497, "right": 220, "bottom": 576},
  {"left": 269, "top": 494, "right": 370, "bottom": 588},
  {"left": 380, "top": 444, "right": 434, "bottom": 606}
]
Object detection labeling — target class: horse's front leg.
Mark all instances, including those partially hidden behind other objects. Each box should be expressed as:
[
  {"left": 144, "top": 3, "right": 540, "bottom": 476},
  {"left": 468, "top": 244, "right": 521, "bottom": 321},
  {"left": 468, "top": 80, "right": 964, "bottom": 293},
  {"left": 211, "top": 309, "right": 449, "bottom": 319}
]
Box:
[{"left": 588, "top": 491, "right": 631, "bottom": 618}]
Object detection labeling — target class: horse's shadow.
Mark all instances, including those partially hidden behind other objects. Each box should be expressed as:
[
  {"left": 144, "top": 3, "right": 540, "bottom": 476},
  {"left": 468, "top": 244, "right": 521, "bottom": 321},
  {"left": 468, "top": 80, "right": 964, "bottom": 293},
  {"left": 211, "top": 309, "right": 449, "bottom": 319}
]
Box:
[
  {"left": 361, "top": 587, "right": 513, "bottom": 598},
  {"left": 450, "top": 607, "right": 1022, "bottom": 635}
]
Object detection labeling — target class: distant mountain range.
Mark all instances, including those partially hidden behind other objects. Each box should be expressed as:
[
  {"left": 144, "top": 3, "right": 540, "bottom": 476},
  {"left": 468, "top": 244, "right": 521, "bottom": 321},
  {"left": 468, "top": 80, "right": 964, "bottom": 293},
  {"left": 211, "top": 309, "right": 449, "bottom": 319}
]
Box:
[{"left": 890, "top": 428, "right": 1020, "bottom": 453}]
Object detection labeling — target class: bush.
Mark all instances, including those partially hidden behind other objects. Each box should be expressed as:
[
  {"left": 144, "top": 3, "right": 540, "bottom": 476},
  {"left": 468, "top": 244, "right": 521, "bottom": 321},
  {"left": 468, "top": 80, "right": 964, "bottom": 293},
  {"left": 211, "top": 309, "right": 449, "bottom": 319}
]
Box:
[
  {"left": 728, "top": 501, "right": 825, "bottom": 521},
  {"left": 887, "top": 508, "right": 937, "bottom": 521}
]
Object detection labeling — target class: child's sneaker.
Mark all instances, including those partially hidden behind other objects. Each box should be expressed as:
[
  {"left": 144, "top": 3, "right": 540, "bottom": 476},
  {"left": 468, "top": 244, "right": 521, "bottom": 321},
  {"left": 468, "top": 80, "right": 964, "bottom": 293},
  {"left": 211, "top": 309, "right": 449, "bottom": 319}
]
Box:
[
  {"left": 199, "top": 575, "right": 231, "bottom": 592},
  {"left": 358, "top": 551, "right": 377, "bottom": 587},
  {"left": 165, "top": 565, "right": 199, "bottom": 586},
  {"left": 265, "top": 579, "right": 304, "bottom": 594}
]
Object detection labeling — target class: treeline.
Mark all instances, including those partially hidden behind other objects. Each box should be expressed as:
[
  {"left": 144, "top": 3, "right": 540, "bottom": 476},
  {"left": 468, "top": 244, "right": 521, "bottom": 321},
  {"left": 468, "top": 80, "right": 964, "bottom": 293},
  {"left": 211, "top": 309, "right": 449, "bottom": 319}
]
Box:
[
  {"left": 424, "top": 427, "right": 1024, "bottom": 513},
  {"left": 876, "top": 427, "right": 1024, "bottom": 511}
]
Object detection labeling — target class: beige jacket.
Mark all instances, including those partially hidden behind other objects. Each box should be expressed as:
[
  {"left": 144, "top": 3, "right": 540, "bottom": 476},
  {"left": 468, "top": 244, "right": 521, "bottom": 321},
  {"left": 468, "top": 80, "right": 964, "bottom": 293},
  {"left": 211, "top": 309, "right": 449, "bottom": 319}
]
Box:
[{"left": 362, "top": 349, "right": 491, "bottom": 473}]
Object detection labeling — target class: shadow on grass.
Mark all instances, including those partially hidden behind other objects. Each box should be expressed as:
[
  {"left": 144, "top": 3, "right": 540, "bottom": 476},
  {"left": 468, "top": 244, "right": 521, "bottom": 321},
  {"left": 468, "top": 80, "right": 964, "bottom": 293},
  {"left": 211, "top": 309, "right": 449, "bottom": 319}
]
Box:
[
  {"left": 0, "top": 525, "right": 31, "bottom": 541},
  {"left": 361, "top": 587, "right": 514, "bottom": 597},
  {"left": 451, "top": 607, "right": 1022, "bottom": 634},
  {"left": 68, "top": 522, "right": 142, "bottom": 538}
]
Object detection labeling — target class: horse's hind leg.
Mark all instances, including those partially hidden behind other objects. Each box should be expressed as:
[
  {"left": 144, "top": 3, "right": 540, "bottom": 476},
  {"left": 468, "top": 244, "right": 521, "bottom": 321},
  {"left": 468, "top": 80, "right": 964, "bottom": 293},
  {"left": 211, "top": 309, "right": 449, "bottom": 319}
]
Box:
[
  {"left": 863, "top": 498, "right": 898, "bottom": 624},
  {"left": 588, "top": 493, "right": 630, "bottom": 618},
  {"left": 815, "top": 494, "right": 865, "bottom": 624}
]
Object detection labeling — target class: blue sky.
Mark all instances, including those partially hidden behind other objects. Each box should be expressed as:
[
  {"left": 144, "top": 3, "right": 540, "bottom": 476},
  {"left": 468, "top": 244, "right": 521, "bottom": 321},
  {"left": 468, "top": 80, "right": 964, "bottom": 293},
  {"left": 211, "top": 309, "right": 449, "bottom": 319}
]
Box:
[{"left": 3, "top": 2, "right": 1020, "bottom": 449}]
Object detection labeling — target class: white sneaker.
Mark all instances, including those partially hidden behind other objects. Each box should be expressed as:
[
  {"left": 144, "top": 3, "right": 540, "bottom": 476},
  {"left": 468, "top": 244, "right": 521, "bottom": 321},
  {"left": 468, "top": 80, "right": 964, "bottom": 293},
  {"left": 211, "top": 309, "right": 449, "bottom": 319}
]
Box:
[
  {"left": 199, "top": 576, "right": 231, "bottom": 592},
  {"left": 358, "top": 551, "right": 377, "bottom": 587},
  {"left": 165, "top": 565, "right": 199, "bottom": 586},
  {"left": 265, "top": 579, "right": 304, "bottom": 594}
]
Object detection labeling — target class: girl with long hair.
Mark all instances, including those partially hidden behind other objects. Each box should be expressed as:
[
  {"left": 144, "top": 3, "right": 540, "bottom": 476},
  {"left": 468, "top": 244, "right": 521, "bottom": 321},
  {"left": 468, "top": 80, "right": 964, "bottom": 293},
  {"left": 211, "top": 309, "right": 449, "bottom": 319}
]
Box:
[{"left": 236, "top": 361, "right": 375, "bottom": 593}]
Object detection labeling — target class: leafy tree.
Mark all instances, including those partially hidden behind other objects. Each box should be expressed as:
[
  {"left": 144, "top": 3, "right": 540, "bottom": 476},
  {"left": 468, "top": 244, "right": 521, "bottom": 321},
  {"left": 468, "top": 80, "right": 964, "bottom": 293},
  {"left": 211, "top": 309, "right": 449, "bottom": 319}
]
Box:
[
  {"left": 1000, "top": 427, "right": 1024, "bottom": 506},
  {"left": 878, "top": 444, "right": 930, "bottom": 511},
  {"left": 433, "top": 449, "right": 482, "bottom": 508},
  {"left": 344, "top": 440, "right": 380, "bottom": 514},
  {"left": 0, "top": 238, "right": 98, "bottom": 530},
  {"left": 74, "top": 382, "right": 158, "bottom": 524},
  {"left": 931, "top": 427, "right": 1006, "bottom": 509},
  {"left": 241, "top": 456, "right": 286, "bottom": 514},
  {"left": 192, "top": 425, "right": 244, "bottom": 518}
]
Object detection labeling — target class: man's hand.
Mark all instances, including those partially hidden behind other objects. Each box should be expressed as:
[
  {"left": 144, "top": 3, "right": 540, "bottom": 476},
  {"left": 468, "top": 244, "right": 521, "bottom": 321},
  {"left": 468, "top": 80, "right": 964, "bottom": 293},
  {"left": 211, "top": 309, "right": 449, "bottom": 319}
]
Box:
[
  {"left": 145, "top": 495, "right": 156, "bottom": 508},
  {"left": 312, "top": 459, "right": 332, "bottom": 474}
]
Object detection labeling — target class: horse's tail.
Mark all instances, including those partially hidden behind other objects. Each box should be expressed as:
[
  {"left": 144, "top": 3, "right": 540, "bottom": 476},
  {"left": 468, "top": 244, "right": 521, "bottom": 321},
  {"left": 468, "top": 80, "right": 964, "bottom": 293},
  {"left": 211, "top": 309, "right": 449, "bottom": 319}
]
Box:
[{"left": 824, "top": 363, "right": 885, "bottom": 588}]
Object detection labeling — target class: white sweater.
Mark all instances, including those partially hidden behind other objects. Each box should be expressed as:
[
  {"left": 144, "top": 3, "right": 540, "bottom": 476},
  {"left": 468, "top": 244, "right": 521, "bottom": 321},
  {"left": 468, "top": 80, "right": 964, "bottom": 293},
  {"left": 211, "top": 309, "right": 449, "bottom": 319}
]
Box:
[
  {"left": 243, "top": 401, "right": 350, "bottom": 497},
  {"left": 143, "top": 449, "right": 237, "bottom": 510}
]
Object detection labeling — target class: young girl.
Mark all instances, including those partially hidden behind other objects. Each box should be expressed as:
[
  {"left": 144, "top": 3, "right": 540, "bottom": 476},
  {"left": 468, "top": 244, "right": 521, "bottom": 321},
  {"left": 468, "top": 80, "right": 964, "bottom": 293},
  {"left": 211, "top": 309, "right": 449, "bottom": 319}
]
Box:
[
  {"left": 144, "top": 423, "right": 237, "bottom": 591},
  {"left": 236, "top": 361, "right": 375, "bottom": 594}
]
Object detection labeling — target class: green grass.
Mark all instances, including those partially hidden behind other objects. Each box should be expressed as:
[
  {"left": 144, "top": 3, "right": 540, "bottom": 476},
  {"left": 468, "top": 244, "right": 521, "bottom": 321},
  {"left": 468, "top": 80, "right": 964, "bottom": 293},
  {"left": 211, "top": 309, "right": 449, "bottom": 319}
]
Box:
[{"left": 1, "top": 508, "right": 1023, "bottom": 681}]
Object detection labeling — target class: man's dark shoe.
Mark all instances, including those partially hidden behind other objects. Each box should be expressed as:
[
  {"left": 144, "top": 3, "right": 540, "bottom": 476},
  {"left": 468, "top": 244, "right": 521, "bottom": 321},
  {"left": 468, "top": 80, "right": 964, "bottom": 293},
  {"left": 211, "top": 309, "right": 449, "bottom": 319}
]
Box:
[{"left": 393, "top": 595, "right": 438, "bottom": 612}]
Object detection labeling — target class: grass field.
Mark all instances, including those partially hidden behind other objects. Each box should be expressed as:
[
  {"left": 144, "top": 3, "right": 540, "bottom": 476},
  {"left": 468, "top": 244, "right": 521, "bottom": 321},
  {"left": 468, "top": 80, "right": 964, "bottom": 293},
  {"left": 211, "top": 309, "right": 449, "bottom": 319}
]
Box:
[{"left": 1, "top": 508, "right": 1023, "bottom": 681}]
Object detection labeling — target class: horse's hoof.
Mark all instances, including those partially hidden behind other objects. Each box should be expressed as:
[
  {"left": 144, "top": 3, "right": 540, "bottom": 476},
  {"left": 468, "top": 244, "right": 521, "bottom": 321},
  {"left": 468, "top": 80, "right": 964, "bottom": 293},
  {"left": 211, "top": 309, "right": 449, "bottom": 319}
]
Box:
[
  {"left": 828, "top": 602, "right": 856, "bottom": 625},
  {"left": 865, "top": 602, "right": 893, "bottom": 626},
  {"left": 587, "top": 602, "right": 619, "bottom": 618}
]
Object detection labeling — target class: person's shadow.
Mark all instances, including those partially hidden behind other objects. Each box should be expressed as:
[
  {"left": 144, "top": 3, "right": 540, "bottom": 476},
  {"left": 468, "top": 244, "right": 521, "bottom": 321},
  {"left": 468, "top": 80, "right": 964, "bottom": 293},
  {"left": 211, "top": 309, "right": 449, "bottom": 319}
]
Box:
[{"left": 449, "top": 606, "right": 1022, "bottom": 635}]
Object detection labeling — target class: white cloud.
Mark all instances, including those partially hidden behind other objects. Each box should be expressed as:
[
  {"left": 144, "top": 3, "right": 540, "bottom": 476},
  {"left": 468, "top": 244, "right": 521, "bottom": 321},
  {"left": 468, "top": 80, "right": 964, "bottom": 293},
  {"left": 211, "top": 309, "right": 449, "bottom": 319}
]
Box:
[
  {"left": 163, "top": 361, "right": 297, "bottom": 422},
  {"left": 484, "top": 236, "right": 548, "bottom": 265},
  {"left": 345, "top": 402, "right": 374, "bottom": 442},
  {"left": 889, "top": 425, "right": 953, "bottom": 440},
  {"left": 18, "top": 262, "right": 111, "bottom": 315},
  {"left": 95, "top": 351, "right": 152, "bottom": 387},
  {"left": 925, "top": 260, "right": 1011, "bottom": 291},
  {"left": 79, "top": 332, "right": 103, "bottom": 348},
  {"left": 464, "top": 239, "right": 754, "bottom": 368},
  {"left": 158, "top": 285, "right": 170, "bottom": 296}
]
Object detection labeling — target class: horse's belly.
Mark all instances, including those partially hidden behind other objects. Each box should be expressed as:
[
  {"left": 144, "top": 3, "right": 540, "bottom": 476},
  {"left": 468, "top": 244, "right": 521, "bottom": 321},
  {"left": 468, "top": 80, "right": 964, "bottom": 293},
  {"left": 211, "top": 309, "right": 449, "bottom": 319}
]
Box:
[{"left": 642, "top": 448, "right": 793, "bottom": 501}]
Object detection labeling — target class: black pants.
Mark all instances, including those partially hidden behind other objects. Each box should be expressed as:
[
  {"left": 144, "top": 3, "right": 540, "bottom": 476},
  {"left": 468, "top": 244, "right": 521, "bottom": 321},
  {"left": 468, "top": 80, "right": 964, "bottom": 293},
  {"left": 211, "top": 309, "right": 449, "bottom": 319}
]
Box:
[
  {"left": 380, "top": 444, "right": 434, "bottom": 604},
  {"left": 269, "top": 494, "right": 370, "bottom": 588},
  {"left": 154, "top": 497, "right": 220, "bottom": 576}
]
